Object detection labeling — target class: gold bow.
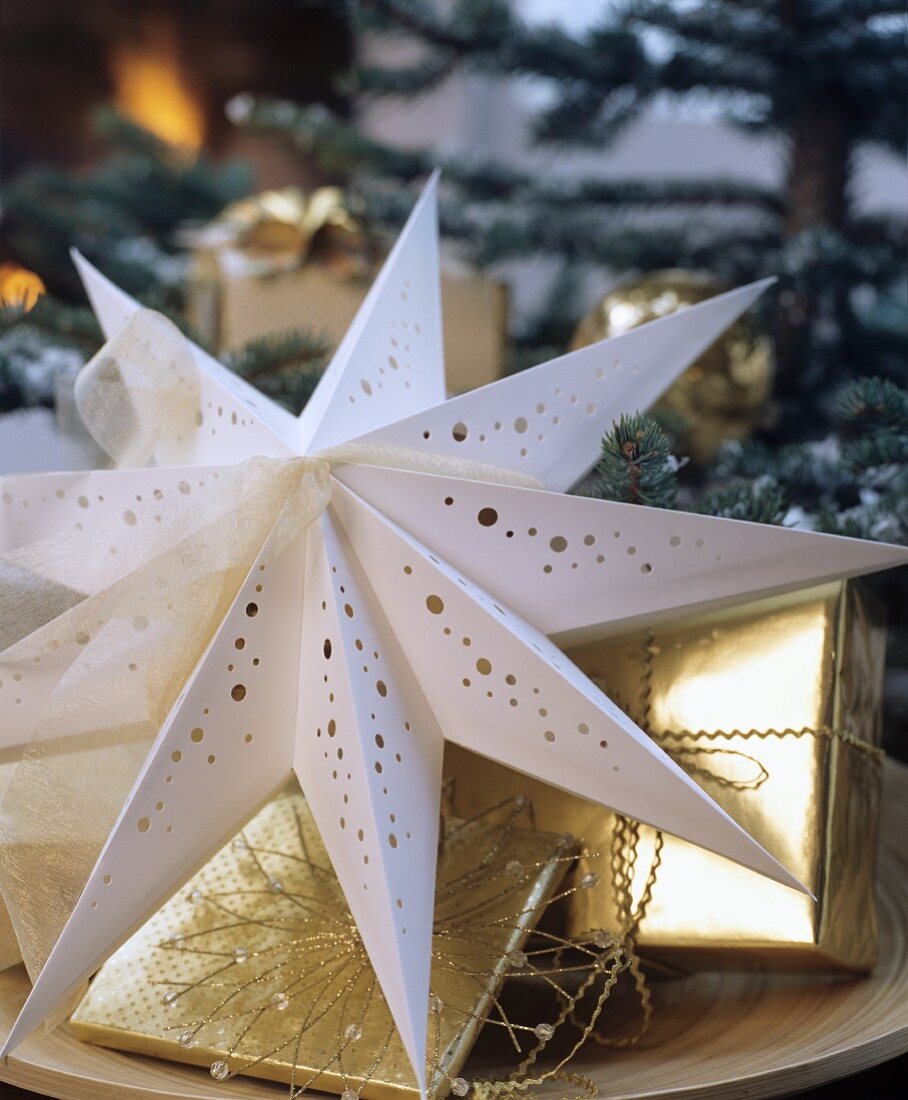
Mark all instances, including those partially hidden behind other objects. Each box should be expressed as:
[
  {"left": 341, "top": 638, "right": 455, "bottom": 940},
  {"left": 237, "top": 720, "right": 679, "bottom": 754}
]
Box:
[{"left": 190, "top": 186, "right": 376, "bottom": 278}]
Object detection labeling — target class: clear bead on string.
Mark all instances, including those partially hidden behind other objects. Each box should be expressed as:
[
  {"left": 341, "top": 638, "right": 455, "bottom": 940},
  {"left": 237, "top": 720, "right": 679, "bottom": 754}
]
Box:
[
  {"left": 210, "top": 1060, "right": 229, "bottom": 1081},
  {"left": 507, "top": 949, "right": 528, "bottom": 969}
]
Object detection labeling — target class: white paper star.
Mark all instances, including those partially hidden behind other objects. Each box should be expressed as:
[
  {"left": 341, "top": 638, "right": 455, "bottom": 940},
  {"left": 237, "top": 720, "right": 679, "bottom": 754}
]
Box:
[{"left": 1, "top": 174, "right": 905, "bottom": 1090}]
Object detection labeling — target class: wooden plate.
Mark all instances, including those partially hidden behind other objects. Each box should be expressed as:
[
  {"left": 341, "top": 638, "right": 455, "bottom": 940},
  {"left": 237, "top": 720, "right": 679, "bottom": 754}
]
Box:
[{"left": 2, "top": 761, "right": 907, "bottom": 1100}]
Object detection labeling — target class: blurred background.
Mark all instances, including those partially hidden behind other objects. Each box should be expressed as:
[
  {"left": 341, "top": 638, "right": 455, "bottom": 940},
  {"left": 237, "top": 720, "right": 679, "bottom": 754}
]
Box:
[{"left": 0, "top": 4, "right": 906, "bottom": 1093}]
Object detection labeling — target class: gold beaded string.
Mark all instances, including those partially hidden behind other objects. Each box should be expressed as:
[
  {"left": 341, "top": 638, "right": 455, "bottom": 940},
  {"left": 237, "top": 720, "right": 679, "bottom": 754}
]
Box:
[{"left": 153, "top": 793, "right": 637, "bottom": 1097}]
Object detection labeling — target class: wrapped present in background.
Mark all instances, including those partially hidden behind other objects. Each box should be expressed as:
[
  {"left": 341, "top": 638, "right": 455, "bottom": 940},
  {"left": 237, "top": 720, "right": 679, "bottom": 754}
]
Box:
[
  {"left": 445, "top": 580, "right": 886, "bottom": 973},
  {"left": 71, "top": 785, "right": 626, "bottom": 1098},
  {"left": 185, "top": 186, "right": 509, "bottom": 396}
]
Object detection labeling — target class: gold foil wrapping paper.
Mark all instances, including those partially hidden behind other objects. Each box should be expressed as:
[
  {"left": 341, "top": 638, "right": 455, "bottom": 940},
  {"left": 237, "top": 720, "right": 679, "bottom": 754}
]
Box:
[
  {"left": 445, "top": 580, "right": 885, "bottom": 972},
  {"left": 71, "top": 788, "right": 575, "bottom": 1098}
]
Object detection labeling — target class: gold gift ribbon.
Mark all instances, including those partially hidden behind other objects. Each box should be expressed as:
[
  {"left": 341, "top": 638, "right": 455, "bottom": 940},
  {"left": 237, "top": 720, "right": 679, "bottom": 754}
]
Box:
[{"left": 0, "top": 309, "right": 540, "bottom": 984}]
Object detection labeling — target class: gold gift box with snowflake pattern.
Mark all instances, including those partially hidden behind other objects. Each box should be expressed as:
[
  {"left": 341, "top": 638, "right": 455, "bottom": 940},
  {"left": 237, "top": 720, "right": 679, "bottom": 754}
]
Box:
[{"left": 70, "top": 787, "right": 578, "bottom": 1098}]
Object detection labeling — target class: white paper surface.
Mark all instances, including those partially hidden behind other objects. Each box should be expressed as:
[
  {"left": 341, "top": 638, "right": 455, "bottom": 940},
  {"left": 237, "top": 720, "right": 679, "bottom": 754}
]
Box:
[
  {"left": 341, "top": 279, "right": 775, "bottom": 492},
  {"left": 335, "top": 464, "right": 907, "bottom": 643},
  {"left": 297, "top": 170, "right": 446, "bottom": 455}
]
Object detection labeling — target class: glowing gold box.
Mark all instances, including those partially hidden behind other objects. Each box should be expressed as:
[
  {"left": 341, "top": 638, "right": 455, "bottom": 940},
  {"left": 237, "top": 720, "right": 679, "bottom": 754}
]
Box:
[
  {"left": 445, "top": 580, "right": 886, "bottom": 973},
  {"left": 70, "top": 788, "right": 574, "bottom": 1098}
]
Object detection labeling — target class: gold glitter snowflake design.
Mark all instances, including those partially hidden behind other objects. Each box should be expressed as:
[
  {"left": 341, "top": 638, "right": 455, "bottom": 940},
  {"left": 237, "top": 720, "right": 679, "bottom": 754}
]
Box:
[{"left": 73, "top": 788, "right": 628, "bottom": 1098}]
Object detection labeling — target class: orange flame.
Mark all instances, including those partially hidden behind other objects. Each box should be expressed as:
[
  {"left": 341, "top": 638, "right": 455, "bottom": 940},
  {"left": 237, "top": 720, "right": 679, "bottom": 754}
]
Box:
[{"left": 111, "top": 20, "right": 204, "bottom": 150}]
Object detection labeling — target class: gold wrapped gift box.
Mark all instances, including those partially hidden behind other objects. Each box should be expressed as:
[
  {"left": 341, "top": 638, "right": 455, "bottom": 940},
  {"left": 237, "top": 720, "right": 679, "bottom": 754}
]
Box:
[
  {"left": 187, "top": 245, "right": 509, "bottom": 397},
  {"left": 445, "top": 580, "right": 886, "bottom": 973},
  {"left": 71, "top": 787, "right": 574, "bottom": 1098}
]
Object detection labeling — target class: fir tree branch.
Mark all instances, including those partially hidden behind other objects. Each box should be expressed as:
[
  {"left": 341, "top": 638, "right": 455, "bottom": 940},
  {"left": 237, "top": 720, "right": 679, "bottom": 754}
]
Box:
[
  {"left": 627, "top": 1, "right": 787, "bottom": 60},
  {"left": 835, "top": 379, "right": 908, "bottom": 475},
  {"left": 350, "top": 0, "right": 634, "bottom": 86},
  {"left": 836, "top": 376, "right": 908, "bottom": 432},
  {"left": 592, "top": 413, "right": 679, "bottom": 508},
  {"left": 0, "top": 299, "right": 102, "bottom": 351},
  {"left": 224, "top": 329, "right": 332, "bottom": 415},
  {"left": 840, "top": 432, "right": 908, "bottom": 473},
  {"left": 696, "top": 479, "right": 789, "bottom": 524},
  {"left": 225, "top": 329, "right": 332, "bottom": 381},
  {"left": 235, "top": 98, "right": 783, "bottom": 215}
]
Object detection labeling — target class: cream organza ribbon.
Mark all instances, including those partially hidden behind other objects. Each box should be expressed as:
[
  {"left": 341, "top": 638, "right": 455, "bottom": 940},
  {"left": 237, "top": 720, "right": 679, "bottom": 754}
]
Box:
[{"left": 0, "top": 310, "right": 539, "bottom": 981}]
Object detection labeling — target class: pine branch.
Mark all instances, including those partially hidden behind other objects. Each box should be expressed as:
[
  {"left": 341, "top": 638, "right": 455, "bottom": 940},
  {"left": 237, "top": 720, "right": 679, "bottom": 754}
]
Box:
[
  {"left": 472, "top": 213, "right": 780, "bottom": 273},
  {"left": 627, "top": 2, "right": 787, "bottom": 61},
  {"left": 714, "top": 438, "right": 847, "bottom": 501},
  {"left": 234, "top": 97, "right": 782, "bottom": 217},
  {"left": 0, "top": 298, "right": 97, "bottom": 409},
  {"left": 696, "top": 479, "right": 789, "bottom": 524},
  {"left": 1, "top": 109, "right": 251, "bottom": 304},
  {"left": 814, "top": 483, "right": 908, "bottom": 544},
  {"left": 659, "top": 47, "right": 776, "bottom": 98},
  {"left": 224, "top": 329, "right": 332, "bottom": 415},
  {"left": 811, "top": 1, "right": 908, "bottom": 19},
  {"left": 836, "top": 376, "right": 908, "bottom": 432},
  {"left": 592, "top": 414, "right": 679, "bottom": 508},
  {"left": 351, "top": 0, "right": 633, "bottom": 86},
  {"left": 840, "top": 432, "right": 908, "bottom": 473},
  {"left": 577, "top": 382, "right": 905, "bottom": 547},
  {"left": 352, "top": 0, "right": 510, "bottom": 53},
  {"left": 834, "top": 378, "right": 908, "bottom": 475},
  {"left": 0, "top": 298, "right": 102, "bottom": 351}
]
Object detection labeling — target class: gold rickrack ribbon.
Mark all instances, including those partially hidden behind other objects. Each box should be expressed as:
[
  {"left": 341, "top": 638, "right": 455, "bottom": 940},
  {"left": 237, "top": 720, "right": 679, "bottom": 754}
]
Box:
[
  {"left": 0, "top": 308, "right": 541, "bottom": 983},
  {"left": 581, "top": 628, "right": 884, "bottom": 1048}
]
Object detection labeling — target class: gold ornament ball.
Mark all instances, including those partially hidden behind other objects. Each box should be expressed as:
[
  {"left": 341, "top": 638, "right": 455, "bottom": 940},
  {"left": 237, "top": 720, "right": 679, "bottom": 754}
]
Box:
[{"left": 571, "top": 271, "right": 774, "bottom": 462}]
